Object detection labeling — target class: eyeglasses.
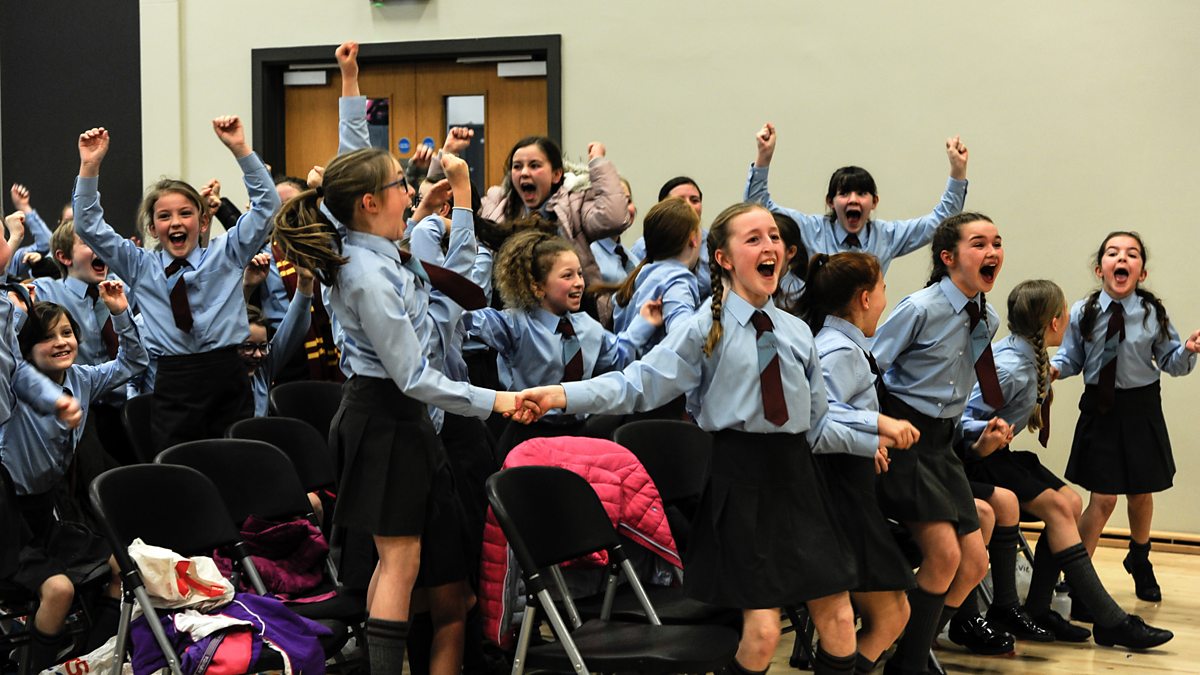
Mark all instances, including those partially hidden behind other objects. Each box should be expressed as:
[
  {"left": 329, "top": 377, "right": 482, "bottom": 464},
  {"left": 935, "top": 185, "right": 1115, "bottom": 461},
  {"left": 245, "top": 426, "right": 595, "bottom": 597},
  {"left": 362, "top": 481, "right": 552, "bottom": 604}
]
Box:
[
  {"left": 380, "top": 176, "right": 409, "bottom": 193},
  {"left": 237, "top": 341, "right": 271, "bottom": 356}
]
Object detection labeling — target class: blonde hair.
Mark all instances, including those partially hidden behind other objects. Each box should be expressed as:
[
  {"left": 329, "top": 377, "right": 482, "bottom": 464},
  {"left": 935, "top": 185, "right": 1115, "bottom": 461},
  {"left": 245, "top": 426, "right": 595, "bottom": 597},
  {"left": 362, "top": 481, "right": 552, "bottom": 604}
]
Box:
[
  {"left": 49, "top": 219, "right": 77, "bottom": 277},
  {"left": 702, "top": 202, "right": 767, "bottom": 357},
  {"left": 494, "top": 229, "right": 576, "bottom": 310},
  {"left": 1006, "top": 279, "right": 1066, "bottom": 432}
]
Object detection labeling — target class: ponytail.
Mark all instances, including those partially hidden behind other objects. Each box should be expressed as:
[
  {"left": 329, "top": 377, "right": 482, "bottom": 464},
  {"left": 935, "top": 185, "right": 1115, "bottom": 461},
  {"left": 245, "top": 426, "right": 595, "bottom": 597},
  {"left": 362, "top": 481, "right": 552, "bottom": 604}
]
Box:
[
  {"left": 273, "top": 189, "right": 346, "bottom": 286},
  {"left": 926, "top": 212, "right": 993, "bottom": 287},
  {"left": 1006, "top": 279, "right": 1066, "bottom": 432},
  {"left": 702, "top": 203, "right": 765, "bottom": 356},
  {"left": 798, "top": 252, "right": 881, "bottom": 335}
]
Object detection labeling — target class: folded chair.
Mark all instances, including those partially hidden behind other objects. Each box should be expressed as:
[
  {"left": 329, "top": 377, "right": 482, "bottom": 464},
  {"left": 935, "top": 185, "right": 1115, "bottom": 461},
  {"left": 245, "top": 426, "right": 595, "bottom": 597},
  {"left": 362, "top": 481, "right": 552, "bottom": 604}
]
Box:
[
  {"left": 486, "top": 465, "right": 739, "bottom": 675},
  {"left": 89, "top": 464, "right": 281, "bottom": 675},
  {"left": 225, "top": 416, "right": 337, "bottom": 495},
  {"left": 268, "top": 380, "right": 343, "bottom": 438},
  {"left": 155, "top": 439, "right": 362, "bottom": 649}
]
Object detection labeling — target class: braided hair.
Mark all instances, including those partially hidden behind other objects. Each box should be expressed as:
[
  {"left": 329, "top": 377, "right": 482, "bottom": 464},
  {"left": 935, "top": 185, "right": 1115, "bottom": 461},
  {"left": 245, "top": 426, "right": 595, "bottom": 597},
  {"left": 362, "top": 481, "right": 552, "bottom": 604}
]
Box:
[
  {"left": 1078, "top": 231, "right": 1171, "bottom": 342},
  {"left": 702, "top": 203, "right": 767, "bottom": 357},
  {"left": 1006, "top": 280, "right": 1066, "bottom": 431}
]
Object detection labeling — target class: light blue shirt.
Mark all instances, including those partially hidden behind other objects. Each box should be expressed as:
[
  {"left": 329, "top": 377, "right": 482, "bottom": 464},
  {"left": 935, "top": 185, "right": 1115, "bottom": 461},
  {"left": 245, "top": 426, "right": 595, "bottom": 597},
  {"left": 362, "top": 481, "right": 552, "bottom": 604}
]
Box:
[
  {"left": 744, "top": 164, "right": 968, "bottom": 276},
  {"left": 630, "top": 231, "right": 711, "bottom": 299},
  {"left": 590, "top": 238, "right": 636, "bottom": 284},
  {"left": 467, "top": 305, "right": 653, "bottom": 419},
  {"left": 0, "top": 309, "right": 148, "bottom": 495},
  {"left": 252, "top": 289, "right": 313, "bottom": 417},
  {"left": 562, "top": 292, "right": 877, "bottom": 457},
  {"left": 961, "top": 335, "right": 1041, "bottom": 442},
  {"left": 330, "top": 230, "right": 495, "bottom": 418},
  {"left": 1051, "top": 290, "right": 1196, "bottom": 387},
  {"left": 5, "top": 209, "right": 52, "bottom": 279},
  {"left": 259, "top": 245, "right": 292, "bottom": 331},
  {"left": 872, "top": 277, "right": 1000, "bottom": 419},
  {"left": 32, "top": 276, "right": 117, "bottom": 367},
  {"left": 815, "top": 316, "right": 881, "bottom": 442},
  {"left": 611, "top": 259, "right": 699, "bottom": 355},
  {"left": 73, "top": 153, "right": 280, "bottom": 357},
  {"left": 0, "top": 298, "right": 65, "bottom": 427}
]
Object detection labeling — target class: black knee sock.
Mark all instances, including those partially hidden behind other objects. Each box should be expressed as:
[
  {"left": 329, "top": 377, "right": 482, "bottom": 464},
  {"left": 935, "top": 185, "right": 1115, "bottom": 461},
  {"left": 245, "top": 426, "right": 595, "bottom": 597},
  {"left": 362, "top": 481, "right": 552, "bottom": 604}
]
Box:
[
  {"left": 1054, "top": 544, "right": 1125, "bottom": 628},
  {"left": 366, "top": 617, "right": 411, "bottom": 675},
  {"left": 84, "top": 597, "right": 122, "bottom": 652},
  {"left": 404, "top": 612, "right": 431, "bottom": 675},
  {"left": 894, "top": 587, "right": 946, "bottom": 670},
  {"left": 1024, "top": 535, "right": 1059, "bottom": 616},
  {"left": 988, "top": 525, "right": 1021, "bottom": 610},
  {"left": 854, "top": 652, "right": 877, "bottom": 674},
  {"left": 814, "top": 646, "right": 856, "bottom": 674},
  {"left": 27, "top": 625, "right": 72, "bottom": 672},
  {"left": 937, "top": 602, "right": 961, "bottom": 638}
]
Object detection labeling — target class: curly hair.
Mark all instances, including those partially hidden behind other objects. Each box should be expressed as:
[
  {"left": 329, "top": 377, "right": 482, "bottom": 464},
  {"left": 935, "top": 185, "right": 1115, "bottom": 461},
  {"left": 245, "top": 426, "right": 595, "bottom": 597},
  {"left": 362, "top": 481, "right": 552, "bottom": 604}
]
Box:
[{"left": 493, "top": 229, "right": 577, "bottom": 310}]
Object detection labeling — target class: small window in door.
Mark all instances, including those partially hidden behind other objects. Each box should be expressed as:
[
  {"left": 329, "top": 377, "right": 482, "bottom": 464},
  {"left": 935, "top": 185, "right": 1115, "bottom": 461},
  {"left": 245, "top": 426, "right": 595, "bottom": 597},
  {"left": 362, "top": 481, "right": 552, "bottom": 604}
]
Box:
[
  {"left": 445, "top": 95, "right": 485, "bottom": 182},
  {"left": 366, "top": 98, "right": 390, "bottom": 151}
]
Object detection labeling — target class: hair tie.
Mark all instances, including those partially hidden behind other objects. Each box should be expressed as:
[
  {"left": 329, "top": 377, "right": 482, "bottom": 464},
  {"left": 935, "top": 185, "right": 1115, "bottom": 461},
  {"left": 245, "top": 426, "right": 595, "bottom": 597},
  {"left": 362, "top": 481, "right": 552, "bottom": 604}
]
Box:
[{"left": 314, "top": 186, "right": 324, "bottom": 198}]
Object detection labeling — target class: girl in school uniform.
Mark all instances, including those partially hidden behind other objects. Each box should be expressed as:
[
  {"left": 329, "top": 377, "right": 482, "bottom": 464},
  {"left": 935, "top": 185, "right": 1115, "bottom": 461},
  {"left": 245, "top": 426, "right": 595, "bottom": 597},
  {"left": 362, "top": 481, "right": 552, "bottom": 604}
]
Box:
[
  {"left": 272, "top": 145, "right": 526, "bottom": 675},
  {"left": 518, "top": 203, "right": 918, "bottom": 675},
  {"left": 801, "top": 251, "right": 920, "bottom": 672},
  {"left": 469, "top": 229, "right": 661, "bottom": 457},
  {"left": 745, "top": 123, "right": 969, "bottom": 276},
  {"left": 605, "top": 196, "right": 702, "bottom": 353},
  {"left": 629, "top": 176, "right": 712, "bottom": 300},
  {"left": 1051, "top": 231, "right": 1200, "bottom": 603},
  {"left": 961, "top": 279, "right": 1173, "bottom": 649},
  {"left": 869, "top": 212, "right": 1001, "bottom": 675},
  {"left": 74, "top": 119, "right": 280, "bottom": 452},
  {"left": 773, "top": 212, "right": 808, "bottom": 310},
  {"left": 589, "top": 176, "right": 638, "bottom": 285}
]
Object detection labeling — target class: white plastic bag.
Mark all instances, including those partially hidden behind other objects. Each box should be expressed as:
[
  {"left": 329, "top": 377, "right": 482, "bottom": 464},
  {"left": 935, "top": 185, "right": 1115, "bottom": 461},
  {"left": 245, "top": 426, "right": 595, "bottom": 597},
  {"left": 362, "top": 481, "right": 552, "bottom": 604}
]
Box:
[
  {"left": 39, "top": 635, "right": 133, "bottom": 675},
  {"left": 127, "top": 538, "right": 234, "bottom": 611}
]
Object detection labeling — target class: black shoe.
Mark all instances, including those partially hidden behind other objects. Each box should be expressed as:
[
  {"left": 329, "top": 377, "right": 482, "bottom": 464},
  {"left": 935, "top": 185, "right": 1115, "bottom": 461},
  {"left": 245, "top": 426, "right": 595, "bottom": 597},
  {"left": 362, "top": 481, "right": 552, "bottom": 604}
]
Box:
[
  {"left": 1030, "top": 609, "right": 1092, "bottom": 642},
  {"left": 1093, "top": 614, "right": 1173, "bottom": 650},
  {"left": 1069, "top": 591, "right": 1094, "bottom": 623},
  {"left": 948, "top": 614, "right": 1015, "bottom": 655},
  {"left": 986, "top": 605, "right": 1054, "bottom": 642},
  {"left": 1123, "top": 551, "right": 1162, "bottom": 602}
]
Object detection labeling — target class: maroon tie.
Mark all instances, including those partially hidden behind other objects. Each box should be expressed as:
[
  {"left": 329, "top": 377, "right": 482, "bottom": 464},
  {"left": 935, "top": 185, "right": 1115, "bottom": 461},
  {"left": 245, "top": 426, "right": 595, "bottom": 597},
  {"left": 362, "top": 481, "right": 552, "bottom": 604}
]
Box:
[
  {"left": 864, "top": 349, "right": 889, "bottom": 405},
  {"left": 557, "top": 317, "right": 584, "bottom": 382},
  {"left": 844, "top": 232, "right": 862, "bottom": 248},
  {"left": 1096, "top": 303, "right": 1125, "bottom": 413},
  {"left": 965, "top": 301, "right": 1005, "bottom": 409},
  {"left": 751, "top": 311, "right": 789, "bottom": 426},
  {"left": 85, "top": 285, "right": 120, "bottom": 359},
  {"left": 164, "top": 259, "right": 193, "bottom": 333},
  {"left": 397, "top": 249, "right": 488, "bottom": 310}
]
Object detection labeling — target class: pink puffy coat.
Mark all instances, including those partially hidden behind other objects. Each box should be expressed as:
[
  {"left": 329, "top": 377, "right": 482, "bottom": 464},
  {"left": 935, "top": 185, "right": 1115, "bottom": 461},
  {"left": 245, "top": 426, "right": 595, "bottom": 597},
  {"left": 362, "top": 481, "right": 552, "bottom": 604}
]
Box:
[{"left": 478, "top": 436, "right": 681, "bottom": 648}]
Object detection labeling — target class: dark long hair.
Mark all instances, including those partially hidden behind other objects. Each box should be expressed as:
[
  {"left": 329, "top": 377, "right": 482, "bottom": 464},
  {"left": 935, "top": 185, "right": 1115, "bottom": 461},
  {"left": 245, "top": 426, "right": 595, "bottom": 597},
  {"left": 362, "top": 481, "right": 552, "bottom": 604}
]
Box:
[{"left": 1078, "top": 231, "right": 1170, "bottom": 342}]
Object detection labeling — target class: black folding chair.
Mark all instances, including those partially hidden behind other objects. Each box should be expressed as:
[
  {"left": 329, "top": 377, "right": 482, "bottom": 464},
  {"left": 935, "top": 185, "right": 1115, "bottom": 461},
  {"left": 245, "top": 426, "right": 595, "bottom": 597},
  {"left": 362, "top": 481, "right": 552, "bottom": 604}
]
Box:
[
  {"left": 89, "top": 464, "right": 277, "bottom": 675},
  {"left": 268, "top": 381, "right": 343, "bottom": 439},
  {"left": 155, "top": 439, "right": 362, "bottom": 649},
  {"left": 120, "top": 394, "right": 156, "bottom": 464},
  {"left": 225, "top": 417, "right": 337, "bottom": 494},
  {"left": 486, "top": 466, "right": 739, "bottom": 675}
]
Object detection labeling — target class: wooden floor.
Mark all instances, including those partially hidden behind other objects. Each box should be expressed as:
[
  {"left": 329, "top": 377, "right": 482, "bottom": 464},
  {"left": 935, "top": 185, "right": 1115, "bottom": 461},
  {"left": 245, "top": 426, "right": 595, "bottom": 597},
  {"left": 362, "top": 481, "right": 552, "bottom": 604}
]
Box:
[{"left": 771, "top": 543, "right": 1200, "bottom": 673}]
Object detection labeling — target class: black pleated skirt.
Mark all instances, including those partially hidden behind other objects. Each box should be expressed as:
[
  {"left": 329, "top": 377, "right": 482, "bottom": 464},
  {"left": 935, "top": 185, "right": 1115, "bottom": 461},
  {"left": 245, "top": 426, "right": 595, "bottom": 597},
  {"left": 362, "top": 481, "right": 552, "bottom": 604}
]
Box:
[
  {"left": 816, "top": 454, "right": 916, "bottom": 593},
  {"left": 684, "top": 430, "right": 856, "bottom": 609},
  {"left": 152, "top": 346, "right": 252, "bottom": 453},
  {"left": 1067, "top": 382, "right": 1173, "bottom": 494},
  {"left": 877, "top": 395, "right": 980, "bottom": 535},
  {"left": 329, "top": 376, "right": 467, "bottom": 587},
  {"left": 965, "top": 446, "right": 1066, "bottom": 503}
]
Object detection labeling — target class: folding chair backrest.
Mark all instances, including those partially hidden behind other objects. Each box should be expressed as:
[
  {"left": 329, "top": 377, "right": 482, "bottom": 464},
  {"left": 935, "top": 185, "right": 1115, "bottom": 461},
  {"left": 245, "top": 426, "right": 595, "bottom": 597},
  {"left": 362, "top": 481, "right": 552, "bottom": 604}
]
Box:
[
  {"left": 486, "top": 466, "right": 620, "bottom": 575},
  {"left": 226, "top": 416, "right": 337, "bottom": 492},
  {"left": 155, "top": 439, "right": 311, "bottom": 525},
  {"left": 268, "top": 380, "right": 343, "bottom": 438},
  {"left": 612, "top": 420, "right": 711, "bottom": 504},
  {"left": 121, "top": 393, "right": 156, "bottom": 464},
  {"left": 89, "top": 464, "right": 243, "bottom": 572}
]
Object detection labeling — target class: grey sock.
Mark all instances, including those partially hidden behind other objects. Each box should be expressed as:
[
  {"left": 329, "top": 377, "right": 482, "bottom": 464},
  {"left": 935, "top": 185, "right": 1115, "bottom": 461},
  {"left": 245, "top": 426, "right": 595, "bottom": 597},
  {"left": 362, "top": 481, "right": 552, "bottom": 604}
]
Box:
[
  {"left": 988, "top": 525, "right": 1021, "bottom": 610},
  {"left": 1024, "top": 535, "right": 1059, "bottom": 616},
  {"left": 366, "top": 617, "right": 410, "bottom": 675},
  {"left": 814, "top": 646, "right": 856, "bottom": 675},
  {"left": 1055, "top": 544, "right": 1126, "bottom": 628},
  {"left": 894, "top": 586, "right": 946, "bottom": 670}
]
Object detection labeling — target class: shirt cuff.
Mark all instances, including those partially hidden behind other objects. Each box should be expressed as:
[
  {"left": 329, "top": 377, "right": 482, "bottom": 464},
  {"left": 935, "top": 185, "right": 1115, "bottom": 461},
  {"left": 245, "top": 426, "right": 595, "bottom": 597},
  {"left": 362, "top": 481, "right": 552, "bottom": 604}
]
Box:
[
  {"left": 110, "top": 308, "right": 135, "bottom": 330},
  {"left": 468, "top": 385, "right": 497, "bottom": 418},
  {"left": 237, "top": 152, "right": 267, "bottom": 174},
  {"left": 561, "top": 381, "right": 595, "bottom": 415},
  {"left": 624, "top": 314, "right": 657, "bottom": 349}
]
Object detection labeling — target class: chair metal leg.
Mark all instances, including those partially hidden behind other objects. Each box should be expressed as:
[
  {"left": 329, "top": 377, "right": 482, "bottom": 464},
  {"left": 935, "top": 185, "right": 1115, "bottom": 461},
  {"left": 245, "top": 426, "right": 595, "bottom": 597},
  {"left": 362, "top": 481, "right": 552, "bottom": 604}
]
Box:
[
  {"left": 548, "top": 566, "right": 583, "bottom": 630},
  {"left": 783, "top": 605, "right": 814, "bottom": 670},
  {"left": 510, "top": 604, "right": 538, "bottom": 675},
  {"left": 928, "top": 648, "right": 946, "bottom": 675},
  {"left": 1018, "top": 530, "right": 1036, "bottom": 566},
  {"left": 535, "top": 589, "right": 588, "bottom": 675},
  {"left": 111, "top": 599, "right": 133, "bottom": 675},
  {"left": 599, "top": 568, "right": 619, "bottom": 620},
  {"left": 132, "top": 586, "right": 184, "bottom": 675},
  {"left": 618, "top": 559, "right": 661, "bottom": 626}
]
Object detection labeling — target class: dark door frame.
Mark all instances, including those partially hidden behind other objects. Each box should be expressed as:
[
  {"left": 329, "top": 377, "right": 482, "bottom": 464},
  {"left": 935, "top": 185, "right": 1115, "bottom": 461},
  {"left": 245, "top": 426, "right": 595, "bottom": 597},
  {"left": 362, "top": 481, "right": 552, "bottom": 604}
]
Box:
[{"left": 251, "top": 34, "right": 561, "bottom": 173}]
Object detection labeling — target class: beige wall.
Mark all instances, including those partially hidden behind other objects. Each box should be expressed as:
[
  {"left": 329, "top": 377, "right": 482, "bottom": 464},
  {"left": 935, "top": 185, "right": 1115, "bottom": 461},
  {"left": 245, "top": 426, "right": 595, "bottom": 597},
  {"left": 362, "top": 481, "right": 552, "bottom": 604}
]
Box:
[{"left": 141, "top": 1, "right": 1200, "bottom": 532}]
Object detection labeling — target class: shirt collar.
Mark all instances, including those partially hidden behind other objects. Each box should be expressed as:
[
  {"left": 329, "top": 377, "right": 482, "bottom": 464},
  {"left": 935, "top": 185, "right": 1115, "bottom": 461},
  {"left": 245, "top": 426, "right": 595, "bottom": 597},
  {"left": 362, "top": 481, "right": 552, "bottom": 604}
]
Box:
[
  {"left": 999, "top": 334, "right": 1037, "bottom": 364},
  {"left": 1099, "top": 289, "right": 1137, "bottom": 313},
  {"left": 63, "top": 276, "right": 91, "bottom": 299},
  {"left": 725, "top": 290, "right": 776, "bottom": 328},
  {"left": 533, "top": 307, "right": 569, "bottom": 332},
  {"left": 938, "top": 276, "right": 977, "bottom": 314},
  {"left": 346, "top": 230, "right": 404, "bottom": 263},
  {"left": 835, "top": 223, "right": 870, "bottom": 246},
  {"left": 822, "top": 315, "right": 871, "bottom": 351},
  {"left": 596, "top": 238, "right": 619, "bottom": 253},
  {"left": 158, "top": 245, "right": 205, "bottom": 270}
]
